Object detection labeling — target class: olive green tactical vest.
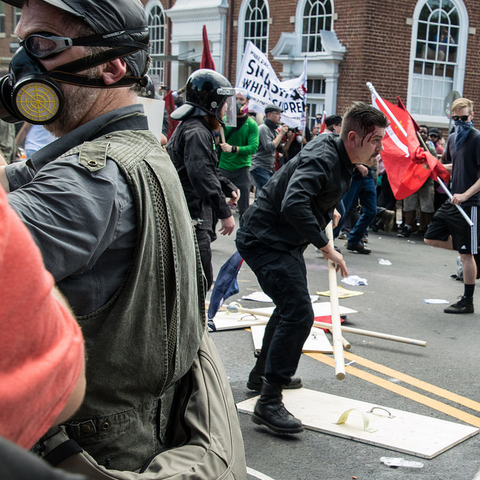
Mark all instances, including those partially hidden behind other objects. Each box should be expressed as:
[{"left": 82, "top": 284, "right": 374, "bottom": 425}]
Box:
[{"left": 63, "top": 130, "right": 205, "bottom": 471}]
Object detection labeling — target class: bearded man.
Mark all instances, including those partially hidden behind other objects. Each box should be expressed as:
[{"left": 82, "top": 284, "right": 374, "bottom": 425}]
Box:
[{"left": 0, "top": 0, "right": 244, "bottom": 475}]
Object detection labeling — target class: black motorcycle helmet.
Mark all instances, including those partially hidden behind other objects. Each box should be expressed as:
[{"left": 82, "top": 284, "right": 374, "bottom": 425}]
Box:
[{"left": 171, "top": 69, "right": 236, "bottom": 126}]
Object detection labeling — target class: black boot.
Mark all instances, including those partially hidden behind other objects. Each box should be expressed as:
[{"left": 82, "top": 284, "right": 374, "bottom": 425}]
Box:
[
  {"left": 247, "top": 356, "right": 302, "bottom": 391},
  {"left": 252, "top": 380, "right": 304, "bottom": 434},
  {"left": 444, "top": 295, "right": 474, "bottom": 314}
]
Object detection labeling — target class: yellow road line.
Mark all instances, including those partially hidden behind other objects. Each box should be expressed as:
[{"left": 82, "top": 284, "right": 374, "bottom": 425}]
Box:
[
  {"left": 342, "top": 351, "right": 480, "bottom": 413},
  {"left": 308, "top": 353, "right": 480, "bottom": 428}
]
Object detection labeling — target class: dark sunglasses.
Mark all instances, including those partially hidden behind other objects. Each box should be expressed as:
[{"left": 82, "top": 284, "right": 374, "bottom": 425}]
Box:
[
  {"left": 452, "top": 115, "right": 470, "bottom": 122},
  {"left": 429, "top": 133, "right": 438, "bottom": 138}
]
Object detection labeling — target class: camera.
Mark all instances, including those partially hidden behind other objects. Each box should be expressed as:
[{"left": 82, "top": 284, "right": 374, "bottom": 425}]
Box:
[{"left": 288, "top": 126, "right": 299, "bottom": 133}]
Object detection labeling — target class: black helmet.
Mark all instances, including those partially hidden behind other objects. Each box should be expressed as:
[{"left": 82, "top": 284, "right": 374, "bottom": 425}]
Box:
[
  {"left": 171, "top": 69, "right": 236, "bottom": 126},
  {"left": 187, "top": 69, "right": 235, "bottom": 119}
]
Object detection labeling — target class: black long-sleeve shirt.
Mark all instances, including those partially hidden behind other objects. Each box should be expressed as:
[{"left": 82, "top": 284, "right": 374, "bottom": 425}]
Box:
[
  {"left": 167, "top": 115, "right": 236, "bottom": 232},
  {"left": 241, "top": 134, "right": 354, "bottom": 252}
]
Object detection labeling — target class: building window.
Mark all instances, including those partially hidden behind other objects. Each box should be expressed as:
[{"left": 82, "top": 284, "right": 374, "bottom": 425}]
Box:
[
  {"left": 410, "top": 0, "right": 464, "bottom": 117},
  {"left": 306, "top": 78, "right": 326, "bottom": 129},
  {"left": 242, "top": 0, "right": 269, "bottom": 54},
  {"left": 0, "top": 4, "right": 5, "bottom": 34},
  {"left": 301, "top": 0, "right": 333, "bottom": 53},
  {"left": 146, "top": 1, "right": 165, "bottom": 87},
  {"left": 12, "top": 7, "right": 21, "bottom": 32}
]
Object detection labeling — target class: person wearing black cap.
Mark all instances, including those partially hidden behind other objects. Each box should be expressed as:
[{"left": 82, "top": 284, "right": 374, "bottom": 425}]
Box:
[
  {"left": 0, "top": 0, "right": 244, "bottom": 475},
  {"left": 429, "top": 127, "right": 444, "bottom": 156},
  {"left": 324, "top": 114, "right": 343, "bottom": 134},
  {"left": 250, "top": 104, "right": 289, "bottom": 195}
]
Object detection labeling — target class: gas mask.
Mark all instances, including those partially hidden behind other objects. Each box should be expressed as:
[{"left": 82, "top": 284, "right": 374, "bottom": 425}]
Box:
[
  {"left": 0, "top": 29, "right": 148, "bottom": 124},
  {"left": 236, "top": 100, "right": 244, "bottom": 116},
  {"left": 0, "top": 47, "right": 65, "bottom": 124}
]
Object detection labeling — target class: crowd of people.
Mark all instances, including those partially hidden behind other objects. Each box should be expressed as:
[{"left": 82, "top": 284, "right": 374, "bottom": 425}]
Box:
[{"left": 0, "top": 0, "right": 478, "bottom": 476}]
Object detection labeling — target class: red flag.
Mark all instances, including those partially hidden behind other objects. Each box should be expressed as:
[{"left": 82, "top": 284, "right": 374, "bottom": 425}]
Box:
[
  {"left": 397, "top": 96, "right": 420, "bottom": 132},
  {"left": 396, "top": 96, "right": 449, "bottom": 185},
  {"left": 164, "top": 90, "right": 180, "bottom": 139},
  {"left": 200, "top": 25, "right": 215, "bottom": 70},
  {"left": 318, "top": 111, "right": 326, "bottom": 134},
  {"left": 372, "top": 94, "right": 450, "bottom": 199}
]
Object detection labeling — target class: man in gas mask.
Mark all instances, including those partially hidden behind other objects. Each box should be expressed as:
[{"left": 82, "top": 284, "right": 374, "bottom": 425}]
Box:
[
  {"left": 0, "top": 0, "right": 245, "bottom": 475},
  {"left": 218, "top": 88, "right": 259, "bottom": 222}
]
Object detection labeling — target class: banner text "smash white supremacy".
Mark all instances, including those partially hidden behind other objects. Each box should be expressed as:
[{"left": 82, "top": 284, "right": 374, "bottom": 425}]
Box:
[{"left": 239, "top": 59, "right": 305, "bottom": 114}]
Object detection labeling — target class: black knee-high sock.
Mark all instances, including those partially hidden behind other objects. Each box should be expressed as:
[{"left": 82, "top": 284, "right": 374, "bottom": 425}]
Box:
[{"left": 464, "top": 284, "right": 475, "bottom": 298}]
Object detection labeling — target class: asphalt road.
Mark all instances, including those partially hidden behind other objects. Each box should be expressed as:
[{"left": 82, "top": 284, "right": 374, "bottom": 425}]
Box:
[{"left": 208, "top": 211, "right": 480, "bottom": 480}]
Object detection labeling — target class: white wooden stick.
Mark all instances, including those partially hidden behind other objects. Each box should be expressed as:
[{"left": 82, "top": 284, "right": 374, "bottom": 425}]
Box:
[
  {"left": 314, "top": 321, "right": 427, "bottom": 347},
  {"left": 226, "top": 302, "right": 351, "bottom": 349},
  {"left": 325, "top": 223, "right": 346, "bottom": 380}
]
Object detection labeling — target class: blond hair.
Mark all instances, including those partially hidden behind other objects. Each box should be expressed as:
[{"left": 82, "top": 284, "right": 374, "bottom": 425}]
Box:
[{"left": 451, "top": 97, "right": 473, "bottom": 114}]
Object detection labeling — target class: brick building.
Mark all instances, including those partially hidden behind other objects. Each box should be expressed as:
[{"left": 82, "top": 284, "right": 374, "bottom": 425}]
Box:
[{"left": 1, "top": 0, "right": 479, "bottom": 130}]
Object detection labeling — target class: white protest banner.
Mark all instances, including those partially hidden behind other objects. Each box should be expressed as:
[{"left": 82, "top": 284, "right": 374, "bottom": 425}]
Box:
[{"left": 236, "top": 41, "right": 307, "bottom": 128}]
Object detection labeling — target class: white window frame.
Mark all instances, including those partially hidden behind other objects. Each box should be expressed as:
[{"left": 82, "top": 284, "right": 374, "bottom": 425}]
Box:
[
  {"left": 236, "top": 0, "right": 269, "bottom": 75},
  {"left": 145, "top": 0, "right": 166, "bottom": 88},
  {"left": 12, "top": 7, "right": 21, "bottom": 34},
  {"left": 0, "top": 4, "right": 5, "bottom": 36},
  {"left": 306, "top": 79, "right": 326, "bottom": 130},
  {"left": 298, "top": 0, "right": 334, "bottom": 54},
  {"left": 407, "top": 0, "right": 469, "bottom": 126}
]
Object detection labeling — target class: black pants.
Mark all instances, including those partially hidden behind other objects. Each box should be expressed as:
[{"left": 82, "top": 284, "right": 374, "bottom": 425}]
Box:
[
  {"left": 237, "top": 232, "right": 313, "bottom": 385},
  {"left": 195, "top": 228, "right": 213, "bottom": 290},
  {"left": 219, "top": 166, "right": 251, "bottom": 220}
]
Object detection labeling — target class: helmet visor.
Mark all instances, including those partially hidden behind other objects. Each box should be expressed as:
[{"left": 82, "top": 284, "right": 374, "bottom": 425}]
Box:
[{"left": 220, "top": 91, "right": 236, "bottom": 128}]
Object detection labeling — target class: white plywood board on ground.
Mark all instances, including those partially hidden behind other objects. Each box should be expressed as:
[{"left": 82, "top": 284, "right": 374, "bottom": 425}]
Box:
[
  {"left": 211, "top": 302, "right": 357, "bottom": 331},
  {"left": 237, "top": 389, "right": 478, "bottom": 459},
  {"left": 251, "top": 325, "right": 333, "bottom": 353}
]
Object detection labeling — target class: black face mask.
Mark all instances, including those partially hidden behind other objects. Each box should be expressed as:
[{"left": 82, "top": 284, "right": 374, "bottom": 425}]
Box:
[{"left": 0, "top": 46, "right": 148, "bottom": 124}]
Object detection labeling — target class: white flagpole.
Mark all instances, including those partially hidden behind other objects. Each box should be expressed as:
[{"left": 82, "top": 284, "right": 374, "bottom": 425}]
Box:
[
  {"left": 302, "top": 56, "right": 307, "bottom": 132},
  {"left": 437, "top": 177, "right": 474, "bottom": 227},
  {"left": 366, "top": 82, "right": 407, "bottom": 137},
  {"left": 367, "top": 81, "right": 473, "bottom": 228}
]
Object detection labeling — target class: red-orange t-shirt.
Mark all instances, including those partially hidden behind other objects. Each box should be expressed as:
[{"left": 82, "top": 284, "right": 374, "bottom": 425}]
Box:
[{"left": 0, "top": 187, "right": 84, "bottom": 449}]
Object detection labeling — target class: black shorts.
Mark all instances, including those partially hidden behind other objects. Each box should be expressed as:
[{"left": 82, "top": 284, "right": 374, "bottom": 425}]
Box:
[{"left": 425, "top": 202, "right": 479, "bottom": 254}]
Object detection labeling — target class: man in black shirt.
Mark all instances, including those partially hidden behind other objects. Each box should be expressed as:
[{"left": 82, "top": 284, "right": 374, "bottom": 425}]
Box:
[{"left": 236, "top": 102, "right": 387, "bottom": 434}]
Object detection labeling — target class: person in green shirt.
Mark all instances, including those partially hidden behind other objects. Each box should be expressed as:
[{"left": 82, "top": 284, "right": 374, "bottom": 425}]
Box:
[{"left": 219, "top": 90, "right": 259, "bottom": 221}]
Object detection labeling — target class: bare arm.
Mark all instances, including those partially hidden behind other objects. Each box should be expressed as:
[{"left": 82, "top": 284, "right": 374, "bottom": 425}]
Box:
[
  {"left": 15, "top": 122, "right": 32, "bottom": 147},
  {"left": 320, "top": 243, "right": 348, "bottom": 277},
  {"left": 272, "top": 124, "right": 289, "bottom": 148},
  {"left": 451, "top": 177, "right": 480, "bottom": 205},
  {"left": 218, "top": 215, "right": 235, "bottom": 236}
]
